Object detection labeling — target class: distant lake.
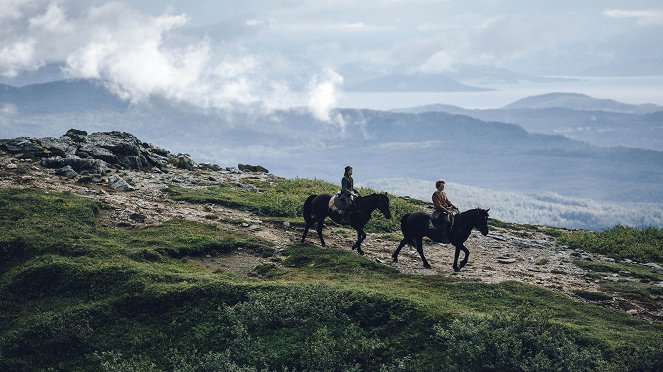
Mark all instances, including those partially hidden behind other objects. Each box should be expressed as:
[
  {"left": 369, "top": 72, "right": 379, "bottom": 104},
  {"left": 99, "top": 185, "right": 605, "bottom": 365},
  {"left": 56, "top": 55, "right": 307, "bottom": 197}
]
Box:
[{"left": 338, "top": 76, "right": 663, "bottom": 110}]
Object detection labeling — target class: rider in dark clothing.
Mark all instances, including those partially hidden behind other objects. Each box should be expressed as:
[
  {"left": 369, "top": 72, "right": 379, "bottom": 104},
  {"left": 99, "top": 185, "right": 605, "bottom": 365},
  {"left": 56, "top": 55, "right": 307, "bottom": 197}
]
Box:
[{"left": 339, "top": 166, "right": 358, "bottom": 221}]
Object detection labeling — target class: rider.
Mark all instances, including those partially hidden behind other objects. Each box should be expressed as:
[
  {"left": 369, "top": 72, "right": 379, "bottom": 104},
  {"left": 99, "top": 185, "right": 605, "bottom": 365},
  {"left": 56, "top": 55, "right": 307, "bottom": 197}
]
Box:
[
  {"left": 338, "top": 166, "right": 359, "bottom": 221},
  {"left": 432, "top": 180, "right": 458, "bottom": 237}
]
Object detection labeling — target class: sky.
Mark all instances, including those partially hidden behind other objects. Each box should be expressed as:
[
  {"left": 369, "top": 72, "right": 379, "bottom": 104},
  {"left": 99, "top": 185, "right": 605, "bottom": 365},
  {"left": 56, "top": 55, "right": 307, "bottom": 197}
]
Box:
[{"left": 1, "top": 0, "right": 662, "bottom": 113}]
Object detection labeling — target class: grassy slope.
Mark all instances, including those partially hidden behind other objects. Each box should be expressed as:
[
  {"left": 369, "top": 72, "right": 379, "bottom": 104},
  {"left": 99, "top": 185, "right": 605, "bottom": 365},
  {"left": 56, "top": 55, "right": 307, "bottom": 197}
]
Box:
[
  {"left": 166, "top": 177, "right": 427, "bottom": 232},
  {"left": 0, "top": 188, "right": 662, "bottom": 371}
]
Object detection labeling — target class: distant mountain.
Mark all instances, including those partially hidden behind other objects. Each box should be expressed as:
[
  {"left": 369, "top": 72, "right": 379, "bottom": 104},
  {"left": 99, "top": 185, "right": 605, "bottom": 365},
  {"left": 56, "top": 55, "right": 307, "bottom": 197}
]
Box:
[
  {"left": 0, "top": 63, "right": 66, "bottom": 87},
  {"left": 345, "top": 73, "right": 489, "bottom": 92},
  {"left": 394, "top": 94, "right": 663, "bottom": 151},
  {"left": 0, "top": 79, "right": 129, "bottom": 114},
  {"left": 502, "top": 92, "right": 662, "bottom": 114}
]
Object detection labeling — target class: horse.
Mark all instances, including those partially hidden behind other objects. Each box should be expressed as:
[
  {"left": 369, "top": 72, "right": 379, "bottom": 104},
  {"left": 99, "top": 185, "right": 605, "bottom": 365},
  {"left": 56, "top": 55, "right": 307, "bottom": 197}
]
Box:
[
  {"left": 392, "top": 208, "right": 489, "bottom": 271},
  {"left": 301, "top": 193, "right": 391, "bottom": 255}
]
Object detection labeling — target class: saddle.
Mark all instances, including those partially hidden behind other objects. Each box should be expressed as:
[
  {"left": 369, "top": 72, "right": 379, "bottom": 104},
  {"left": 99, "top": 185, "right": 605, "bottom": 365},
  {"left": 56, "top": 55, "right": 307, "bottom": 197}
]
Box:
[
  {"left": 329, "top": 194, "right": 341, "bottom": 212},
  {"left": 429, "top": 211, "right": 454, "bottom": 231}
]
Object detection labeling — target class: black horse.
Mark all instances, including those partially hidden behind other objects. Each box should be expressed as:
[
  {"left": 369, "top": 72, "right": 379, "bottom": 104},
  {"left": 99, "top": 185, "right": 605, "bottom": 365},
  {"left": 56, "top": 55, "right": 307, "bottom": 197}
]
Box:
[
  {"left": 392, "top": 208, "right": 489, "bottom": 271},
  {"left": 301, "top": 193, "right": 391, "bottom": 255}
]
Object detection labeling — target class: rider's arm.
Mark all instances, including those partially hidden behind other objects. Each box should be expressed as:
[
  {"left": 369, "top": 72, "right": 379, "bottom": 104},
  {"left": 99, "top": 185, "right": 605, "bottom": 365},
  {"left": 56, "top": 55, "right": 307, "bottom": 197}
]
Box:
[{"left": 341, "top": 177, "right": 351, "bottom": 196}]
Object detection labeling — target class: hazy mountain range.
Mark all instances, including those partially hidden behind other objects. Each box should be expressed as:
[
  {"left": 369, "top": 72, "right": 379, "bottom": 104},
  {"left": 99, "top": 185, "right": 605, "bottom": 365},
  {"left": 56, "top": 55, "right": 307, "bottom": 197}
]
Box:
[
  {"left": 2, "top": 79, "right": 662, "bottom": 229},
  {"left": 394, "top": 93, "right": 663, "bottom": 151}
]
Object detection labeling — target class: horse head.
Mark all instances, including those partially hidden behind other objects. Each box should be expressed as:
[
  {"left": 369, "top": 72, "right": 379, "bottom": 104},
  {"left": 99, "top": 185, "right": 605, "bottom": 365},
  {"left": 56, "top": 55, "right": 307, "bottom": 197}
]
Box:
[
  {"left": 375, "top": 193, "right": 392, "bottom": 219},
  {"left": 475, "top": 208, "right": 490, "bottom": 236}
]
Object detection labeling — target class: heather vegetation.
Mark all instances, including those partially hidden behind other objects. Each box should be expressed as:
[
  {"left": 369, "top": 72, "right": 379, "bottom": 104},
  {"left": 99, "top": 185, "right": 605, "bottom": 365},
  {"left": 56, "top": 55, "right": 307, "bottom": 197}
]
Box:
[
  {"left": 1, "top": 188, "right": 662, "bottom": 371},
  {"left": 557, "top": 225, "right": 663, "bottom": 264}
]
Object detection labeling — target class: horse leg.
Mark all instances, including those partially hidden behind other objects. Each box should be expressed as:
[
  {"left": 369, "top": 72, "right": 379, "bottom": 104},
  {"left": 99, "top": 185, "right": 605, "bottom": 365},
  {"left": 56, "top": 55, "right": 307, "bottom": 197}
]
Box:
[
  {"left": 300, "top": 223, "right": 310, "bottom": 243},
  {"left": 459, "top": 244, "right": 470, "bottom": 269},
  {"left": 316, "top": 220, "right": 326, "bottom": 247},
  {"left": 392, "top": 238, "right": 409, "bottom": 262},
  {"left": 354, "top": 228, "right": 366, "bottom": 255},
  {"left": 453, "top": 245, "right": 461, "bottom": 272},
  {"left": 415, "top": 237, "right": 431, "bottom": 269}
]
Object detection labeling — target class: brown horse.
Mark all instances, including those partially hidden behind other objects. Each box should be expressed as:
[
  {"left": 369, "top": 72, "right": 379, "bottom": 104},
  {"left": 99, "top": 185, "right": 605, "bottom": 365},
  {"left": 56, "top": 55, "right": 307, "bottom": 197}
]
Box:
[{"left": 301, "top": 193, "right": 391, "bottom": 255}]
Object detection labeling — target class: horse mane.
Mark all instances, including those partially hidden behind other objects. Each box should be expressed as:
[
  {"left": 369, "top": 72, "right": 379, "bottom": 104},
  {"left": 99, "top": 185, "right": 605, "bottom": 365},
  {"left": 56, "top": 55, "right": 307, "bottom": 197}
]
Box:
[{"left": 458, "top": 208, "right": 480, "bottom": 218}]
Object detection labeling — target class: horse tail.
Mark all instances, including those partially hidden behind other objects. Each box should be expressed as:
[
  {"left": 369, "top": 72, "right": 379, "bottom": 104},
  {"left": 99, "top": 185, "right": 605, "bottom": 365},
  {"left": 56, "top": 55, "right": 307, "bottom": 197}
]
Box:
[
  {"left": 400, "top": 213, "right": 410, "bottom": 237},
  {"left": 303, "top": 195, "right": 317, "bottom": 227}
]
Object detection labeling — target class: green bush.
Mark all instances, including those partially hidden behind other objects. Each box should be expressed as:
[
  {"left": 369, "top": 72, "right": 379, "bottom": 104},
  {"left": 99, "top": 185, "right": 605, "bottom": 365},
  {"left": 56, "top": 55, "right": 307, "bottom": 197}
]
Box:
[
  {"left": 431, "top": 310, "right": 607, "bottom": 371},
  {"left": 558, "top": 225, "right": 663, "bottom": 263}
]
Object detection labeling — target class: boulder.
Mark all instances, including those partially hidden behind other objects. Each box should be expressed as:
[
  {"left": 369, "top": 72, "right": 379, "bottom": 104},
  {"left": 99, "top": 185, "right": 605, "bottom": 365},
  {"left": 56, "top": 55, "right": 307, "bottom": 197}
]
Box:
[
  {"left": 238, "top": 163, "right": 269, "bottom": 173},
  {"left": 41, "top": 155, "right": 111, "bottom": 174},
  {"left": 170, "top": 153, "right": 197, "bottom": 170},
  {"left": 54, "top": 165, "right": 78, "bottom": 179},
  {"left": 107, "top": 175, "right": 135, "bottom": 191},
  {"left": 39, "top": 137, "right": 78, "bottom": 157},
  {"left": 1, "top": 138, "right": 46, "bottom": 158},
  {"left": 75, "top": 143, "right": 118, "bottom": 163},
  {"left": 64, "top": 128, "right": 88, "bottom": 142}
]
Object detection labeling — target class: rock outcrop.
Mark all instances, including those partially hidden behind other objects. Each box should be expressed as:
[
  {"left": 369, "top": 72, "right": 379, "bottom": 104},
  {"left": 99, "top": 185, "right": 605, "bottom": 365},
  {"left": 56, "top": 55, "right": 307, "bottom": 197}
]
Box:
[
  {"left": 0, "top": 129, "right": 209, "bottom": 176},
  {"left": 0, "top": 129, "right": 229, "bottom": 189}
]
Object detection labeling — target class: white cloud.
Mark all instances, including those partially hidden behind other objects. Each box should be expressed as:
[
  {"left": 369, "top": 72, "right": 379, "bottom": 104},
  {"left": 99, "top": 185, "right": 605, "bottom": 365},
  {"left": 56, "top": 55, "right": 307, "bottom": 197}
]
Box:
[
  {"left": 307, "top": 69, "right": 346, "bottom": 129},
  {"left": 603, "top": 9, "right": 663, "bottom": 25},
  {"left": 28, "top": 1, "right": 72, "bottom": 32},
  {"left": 0, "top": 39, "right": 38, "bottom": 77},
  {"left": 0, "top": 0, "right": 38, "bottom": 20}
]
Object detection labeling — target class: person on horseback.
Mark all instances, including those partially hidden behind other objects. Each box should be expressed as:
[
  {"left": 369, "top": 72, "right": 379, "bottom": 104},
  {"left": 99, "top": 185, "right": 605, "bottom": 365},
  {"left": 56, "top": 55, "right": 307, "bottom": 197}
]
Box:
[
  {"left": 338, "top": 166, "right": 359, "bottom": 222},
  {"left": 432, "top": 180, "right": 458, "bottom": 238}
]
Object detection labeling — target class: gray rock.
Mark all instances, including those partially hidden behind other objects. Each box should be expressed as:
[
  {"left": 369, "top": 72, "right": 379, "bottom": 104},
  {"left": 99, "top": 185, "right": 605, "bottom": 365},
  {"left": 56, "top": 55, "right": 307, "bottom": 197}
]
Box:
[
  {"left": 55, "top": 165, "right": 78, "bottom": 179},
  {"left": 41, "top": 155, "right": 111, "bottom": 174},
  {"left": 497, "top": 258, "right": 517, "bottom": 264},
  {"left": 40, "top": 137, "right": 77, "bottom": 157},
  {"left": 170, "top": 153, "right": 197, "bottom": 170},
  {"left": 1, "top": 137, "right": 46, "bottom": 158},
  {"left": 76, "top": 143, "right": 118, "bottom": 164},
  {"left": 77, "top": 174, "right": 103, "bottom": 183},
  {"left": 199, "top": 162, "right": 223, "bottom": 171},
  {"left": 64, "top": 128, "right": 88, "bottom": 142},
  {"left": 238, "top": 163, "right": 269, "bottom": 173},
  {"left": 643, "top": 262, "right": 663, "bottom": 271},
  {"left": 107, "top": 175, "right": 135, "bottom": 191}
]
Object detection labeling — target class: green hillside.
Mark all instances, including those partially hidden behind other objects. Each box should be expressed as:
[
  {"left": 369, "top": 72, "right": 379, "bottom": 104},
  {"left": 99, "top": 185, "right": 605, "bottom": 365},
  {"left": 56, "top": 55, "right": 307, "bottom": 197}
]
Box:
[{"left": 1, "top": 187, "right": 662, "bottom": 371}]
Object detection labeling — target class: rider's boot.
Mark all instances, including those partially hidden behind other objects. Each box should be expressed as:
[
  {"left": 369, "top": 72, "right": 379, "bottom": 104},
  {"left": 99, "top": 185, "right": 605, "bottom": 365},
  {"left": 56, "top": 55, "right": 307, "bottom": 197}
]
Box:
[{"left": 442, "top": 224, "right": 451, "bottom": 243}]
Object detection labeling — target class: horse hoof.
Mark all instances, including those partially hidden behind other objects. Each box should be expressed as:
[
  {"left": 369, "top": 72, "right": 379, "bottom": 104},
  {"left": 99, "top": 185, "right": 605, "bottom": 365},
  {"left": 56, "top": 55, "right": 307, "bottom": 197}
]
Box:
[
  {"left": 424, "top": 263, "right": 432, "bottom": 269},
  {"left": 392, "top": 257, "right": 398, "bottom": 263},
  {"left": 351, "top": 245, "right": 357, "bottom": 250},
  {"left": 358, "top": 250, "right": 365, "bottom": 256},
  {"left": 453, "top": 267, "right": 460, "bottom": 272}
]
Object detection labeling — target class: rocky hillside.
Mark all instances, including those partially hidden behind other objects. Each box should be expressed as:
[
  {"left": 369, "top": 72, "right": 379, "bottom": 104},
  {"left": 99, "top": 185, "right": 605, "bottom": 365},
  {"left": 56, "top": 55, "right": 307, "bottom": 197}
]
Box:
[{"left": 1, "top": 130, "right": 662, "bottom": 370}]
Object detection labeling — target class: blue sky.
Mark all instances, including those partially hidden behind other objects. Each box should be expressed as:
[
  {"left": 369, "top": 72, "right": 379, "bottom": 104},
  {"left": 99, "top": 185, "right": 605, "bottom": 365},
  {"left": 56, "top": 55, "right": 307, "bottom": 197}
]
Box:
[{"left": 1, "top": 0, "right": 662, "bottom": 111}]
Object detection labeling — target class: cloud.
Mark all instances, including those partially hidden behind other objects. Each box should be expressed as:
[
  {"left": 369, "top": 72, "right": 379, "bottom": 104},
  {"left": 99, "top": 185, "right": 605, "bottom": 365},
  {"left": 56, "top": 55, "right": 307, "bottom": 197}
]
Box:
[
  {"left": 29, "top": 1, "right": 72, "bottom": 32},
  {"left": 0, "top": 0, "right": 38, "bottom": 20},
  {"left": 307, "top": 69, "right": 346, "bottom": 129},
  {"left": 603, "top": 9, "right": 663, "bottom": 25},
  {"left": 0, "top": 1, "right": 345, "bottom": 114},
  {"left": 0, "top": 39, "right": 38, "bottom": 77}
]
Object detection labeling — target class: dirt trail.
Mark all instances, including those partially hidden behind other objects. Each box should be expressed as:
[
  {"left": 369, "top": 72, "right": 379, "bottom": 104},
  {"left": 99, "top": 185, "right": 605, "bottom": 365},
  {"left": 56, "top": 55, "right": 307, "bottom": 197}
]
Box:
[{"left": 1, "top": 155, "right": 661, "bottom": 321}]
